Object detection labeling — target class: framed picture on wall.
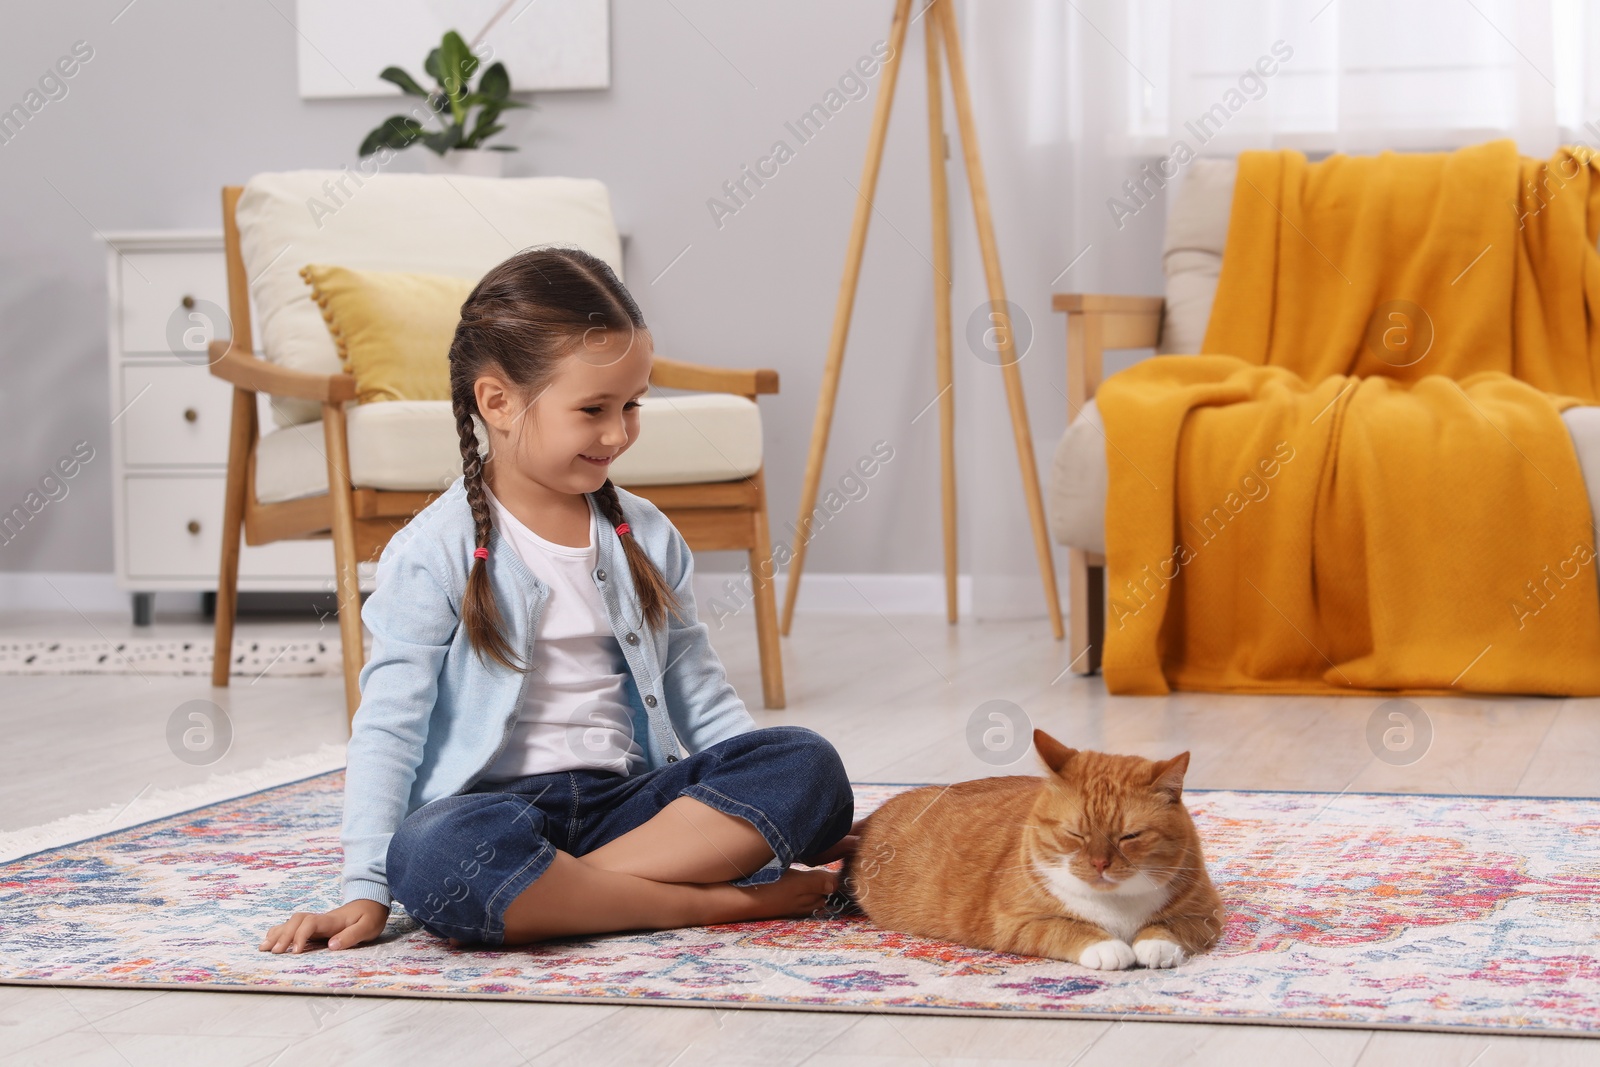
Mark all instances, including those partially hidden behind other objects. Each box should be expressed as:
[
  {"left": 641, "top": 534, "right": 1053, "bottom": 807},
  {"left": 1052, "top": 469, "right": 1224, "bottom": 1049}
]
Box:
[{"left": 295, "top": 0, "right": 611, "bottom": 99}]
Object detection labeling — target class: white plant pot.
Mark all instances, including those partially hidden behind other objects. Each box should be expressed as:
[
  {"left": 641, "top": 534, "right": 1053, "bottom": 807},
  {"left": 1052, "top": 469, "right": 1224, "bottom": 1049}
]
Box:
[{"left": 422, "top": 150, "right": 506, "bottom": 178}]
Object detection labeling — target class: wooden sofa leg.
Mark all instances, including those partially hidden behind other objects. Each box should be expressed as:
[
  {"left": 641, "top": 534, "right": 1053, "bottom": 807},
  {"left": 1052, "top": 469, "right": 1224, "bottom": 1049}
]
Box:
[
  {"left": 323, "top": 402, "right": 364, "bottom": 725},
  {"left": 211, "top": 386, "right": 254, "bottom": 689},
  {"left": 1087, "top": 562, "right": 1104, "bottom": 674},
  {"left": 748, "top": 470, "right": 786, "bottom": 709},
  {"left": 1068, "top": 548, "right": 1104, "bottom": 675}
]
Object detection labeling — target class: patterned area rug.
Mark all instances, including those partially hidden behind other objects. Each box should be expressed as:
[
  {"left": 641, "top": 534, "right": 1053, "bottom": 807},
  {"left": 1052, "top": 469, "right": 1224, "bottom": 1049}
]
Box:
[
  {"left": 0, "top": 636, "right": 363, "bottom": 677},
  {"left": 2, "top": 775, "right": 1597, "bottom": 1034}
]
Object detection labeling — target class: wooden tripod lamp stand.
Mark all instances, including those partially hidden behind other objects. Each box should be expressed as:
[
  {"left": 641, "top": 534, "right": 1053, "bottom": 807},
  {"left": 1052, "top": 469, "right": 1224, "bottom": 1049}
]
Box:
[{"left": 779, "top": 0, "right": 1064, "bottom": 639}]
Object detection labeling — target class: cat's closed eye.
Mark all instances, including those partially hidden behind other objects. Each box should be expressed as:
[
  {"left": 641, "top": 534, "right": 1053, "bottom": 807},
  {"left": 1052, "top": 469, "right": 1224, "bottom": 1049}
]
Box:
[
  {"left": 1051, "top": 831, "right": 1084, "bottom": 854},
  {"left": 1120, "top": 831, "right": 1142, "bottom": 841}
]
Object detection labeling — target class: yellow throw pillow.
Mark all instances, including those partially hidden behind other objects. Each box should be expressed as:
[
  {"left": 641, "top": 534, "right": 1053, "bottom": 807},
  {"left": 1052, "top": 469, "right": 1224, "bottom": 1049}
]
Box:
[{"left": 298, "top": 264, "right": 477, "bottom": 404}]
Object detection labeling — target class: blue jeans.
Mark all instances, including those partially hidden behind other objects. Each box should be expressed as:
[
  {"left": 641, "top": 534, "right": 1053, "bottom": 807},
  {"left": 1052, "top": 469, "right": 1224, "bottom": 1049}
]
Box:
[{"left": 386, "top": 725, "right": 853, "bottom": 945}]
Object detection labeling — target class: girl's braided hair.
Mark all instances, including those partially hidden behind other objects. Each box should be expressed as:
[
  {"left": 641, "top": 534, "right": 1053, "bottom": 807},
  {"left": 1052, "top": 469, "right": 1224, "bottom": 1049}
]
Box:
[{"left": 449, "top": 246, "right": 680, "bottom": 673}]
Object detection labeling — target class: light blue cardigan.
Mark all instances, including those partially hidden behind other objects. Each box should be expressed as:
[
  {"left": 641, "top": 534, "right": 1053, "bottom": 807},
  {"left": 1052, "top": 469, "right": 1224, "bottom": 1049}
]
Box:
[{"left": 341, "top": 477, "right": 756, "bottom": 906}]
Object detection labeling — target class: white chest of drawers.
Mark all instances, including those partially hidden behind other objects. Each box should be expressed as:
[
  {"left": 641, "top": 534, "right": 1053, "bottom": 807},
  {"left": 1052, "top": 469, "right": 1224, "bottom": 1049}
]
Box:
[{"left": 102, "top": 231, "right": 347, "bottom": 623}]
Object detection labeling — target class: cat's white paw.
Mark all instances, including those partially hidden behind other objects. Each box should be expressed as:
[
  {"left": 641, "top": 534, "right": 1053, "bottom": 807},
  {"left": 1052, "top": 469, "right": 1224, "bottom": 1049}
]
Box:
[
  {"left": 1133, "top": 937, "right": 1187, "bottom": 969},
  {"left": 1077, "top": 939, "right": 1137, "bottom": 970}
]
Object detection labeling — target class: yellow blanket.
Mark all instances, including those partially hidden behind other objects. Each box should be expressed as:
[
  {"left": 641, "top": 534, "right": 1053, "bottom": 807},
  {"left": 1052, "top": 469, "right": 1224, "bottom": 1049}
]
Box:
[{"left": 1097, "top": 140, "right": 1600, "bottom": 695}]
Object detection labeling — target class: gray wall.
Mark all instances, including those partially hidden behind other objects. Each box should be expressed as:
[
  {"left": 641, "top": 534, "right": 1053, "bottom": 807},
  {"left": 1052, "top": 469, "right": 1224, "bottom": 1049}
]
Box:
[{"left": 0, "top": 0, "right": 1165, "bottom": 597}]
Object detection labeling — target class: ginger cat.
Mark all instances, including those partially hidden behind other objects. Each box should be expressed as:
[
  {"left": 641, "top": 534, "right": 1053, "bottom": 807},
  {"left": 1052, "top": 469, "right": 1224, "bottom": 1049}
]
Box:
[{"left": 845, "top": 729, "right": 1224, "bottom": 970}]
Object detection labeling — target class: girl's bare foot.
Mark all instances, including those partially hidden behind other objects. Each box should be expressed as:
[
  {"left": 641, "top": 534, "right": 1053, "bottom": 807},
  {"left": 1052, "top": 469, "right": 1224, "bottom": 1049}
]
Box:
[
  {"left": 460, "top": 863, "right": 844, "bottom": 947},
  {"left": 463, "top": 865, "right": 839, "bottom": 949},
  {"left": 716, "top": 863, "right": 838, "bottom": 921}
]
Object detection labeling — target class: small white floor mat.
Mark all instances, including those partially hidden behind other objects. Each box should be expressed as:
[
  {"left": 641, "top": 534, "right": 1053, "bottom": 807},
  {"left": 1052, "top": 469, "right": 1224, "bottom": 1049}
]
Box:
[{"left": 0, "top": 636, "right": 368, "bottom": 677}]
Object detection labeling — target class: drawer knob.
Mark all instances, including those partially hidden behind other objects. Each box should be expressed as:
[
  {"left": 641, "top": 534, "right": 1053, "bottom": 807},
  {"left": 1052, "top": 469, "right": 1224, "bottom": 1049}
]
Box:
[
  {"left": 183, "top": 407, "right": 198, "bottom": 423},
  {"left": 181, "top": 294, "right": 195, "bottom": 310},
  {"left": 187, "top": 520, "right": 201, "bottom": 535}
]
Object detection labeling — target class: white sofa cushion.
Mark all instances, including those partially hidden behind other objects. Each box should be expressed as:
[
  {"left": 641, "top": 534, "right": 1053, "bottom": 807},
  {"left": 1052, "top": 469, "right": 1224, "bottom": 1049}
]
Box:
[
  {"left": 235, "top": 171, "right": 625, "bottom": 428},
  {"left": 1049, "top": 397, "right": 1600, "bottom": 555},
  {"left": 255, "top": 393, "right": 763, "bottom": 504},
  {"left": 1047, "top": 399, "right": 1110, "bottom": 553},
  {"left": 1158, "top": 158, "right": 1236, "bottom": 355}
]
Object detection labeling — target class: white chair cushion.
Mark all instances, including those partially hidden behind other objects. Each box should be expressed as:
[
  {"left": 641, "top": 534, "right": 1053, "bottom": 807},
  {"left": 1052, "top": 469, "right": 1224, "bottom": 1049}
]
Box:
[
  {"left": 608, "top": 393, "right": 764, "bottom": 487},
  {"left": 255, "top": 393, "right": 763, "bottom": 504},
  {"left": 235, "top": 171, "right": 625, "bottom": 428},
  {"left": 255, "top": 401, "right": 470, "bottom": 504}
]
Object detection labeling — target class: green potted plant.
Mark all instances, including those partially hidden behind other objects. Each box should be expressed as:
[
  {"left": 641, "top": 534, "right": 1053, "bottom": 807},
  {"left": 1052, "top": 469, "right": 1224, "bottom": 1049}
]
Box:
[{"left": 359, "top": 29, "right": 529, "bottom": 177}]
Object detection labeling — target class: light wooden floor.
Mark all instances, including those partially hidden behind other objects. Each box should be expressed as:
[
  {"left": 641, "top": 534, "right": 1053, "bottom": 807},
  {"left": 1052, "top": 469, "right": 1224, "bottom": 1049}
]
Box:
[{"left": 1, "top": 605, "right": 1596, "bottom": 1066}]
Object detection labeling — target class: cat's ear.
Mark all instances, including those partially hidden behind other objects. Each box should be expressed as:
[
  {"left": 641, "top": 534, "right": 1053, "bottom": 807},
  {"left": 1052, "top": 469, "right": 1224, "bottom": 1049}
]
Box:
[
  {"left": 1149, "top": 751, "right": 1191, "bottom": 802},
  {"left": 1033, "top": 729, "right": 1078, "bottom": 776}
]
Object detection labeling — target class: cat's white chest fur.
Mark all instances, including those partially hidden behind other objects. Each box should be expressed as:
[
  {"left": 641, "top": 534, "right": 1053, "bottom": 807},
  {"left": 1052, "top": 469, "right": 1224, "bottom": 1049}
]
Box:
[{"left": 1032, "top": 857, "right": 1172, "bottom": 943}]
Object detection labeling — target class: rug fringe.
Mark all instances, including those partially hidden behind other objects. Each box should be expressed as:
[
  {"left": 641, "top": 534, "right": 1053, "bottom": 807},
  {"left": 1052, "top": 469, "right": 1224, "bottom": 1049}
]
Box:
[{"left": 0, "top": 743, "right": 347, "bottom": 863}]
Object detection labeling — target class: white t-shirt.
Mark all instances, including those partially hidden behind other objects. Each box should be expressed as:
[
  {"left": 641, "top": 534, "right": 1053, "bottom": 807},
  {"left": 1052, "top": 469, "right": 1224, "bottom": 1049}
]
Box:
[{"left": 478, "top": 485, "right": 645, "bottom": 780}]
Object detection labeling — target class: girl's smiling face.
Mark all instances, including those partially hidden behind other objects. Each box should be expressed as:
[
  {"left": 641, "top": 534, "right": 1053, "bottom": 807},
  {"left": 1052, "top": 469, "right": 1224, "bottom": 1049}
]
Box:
[{"left": 476, "top": 328, "right": 653, "bottom": 498}]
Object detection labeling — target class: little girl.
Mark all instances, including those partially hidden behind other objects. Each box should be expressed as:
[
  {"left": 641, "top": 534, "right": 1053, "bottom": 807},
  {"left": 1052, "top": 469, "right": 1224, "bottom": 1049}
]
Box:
[{"left": 262, "top": 247, "right": 855, "bottom": 953}]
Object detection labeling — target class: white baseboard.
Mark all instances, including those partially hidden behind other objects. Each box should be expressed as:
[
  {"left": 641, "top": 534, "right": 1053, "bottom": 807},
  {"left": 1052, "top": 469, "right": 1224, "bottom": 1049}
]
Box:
[
  {"left": 692, "top": 572, "right": 975, "bottom": 618},
  {"left": 0, "top": 572, "right": 136, "bottom": 615},
  {"left": 1, "top": 571, "right": 999, "bottom": 618}
]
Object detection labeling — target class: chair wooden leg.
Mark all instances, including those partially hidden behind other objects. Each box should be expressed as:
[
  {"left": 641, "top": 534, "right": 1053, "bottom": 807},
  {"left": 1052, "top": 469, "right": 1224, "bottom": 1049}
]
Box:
[
  {"left": 747, "top": 469, "right": 786, "bottom": 709},
  {"left": 323, "top": 401, "right": 364, "bottom": 725},
  {"left": 1068, "top": 548, "right": 1104, "bottom": 675},
  {"left": 211, "top": 385, "right": 255, "bottom": 689}
]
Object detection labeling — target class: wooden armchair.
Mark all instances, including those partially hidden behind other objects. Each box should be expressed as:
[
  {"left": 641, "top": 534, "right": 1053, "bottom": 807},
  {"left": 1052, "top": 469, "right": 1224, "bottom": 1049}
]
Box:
[
  {"left": 208, "top": 184, "right": 786, "bottom": 724},
  {"left": 1052, "top": 293, "right": 1166, "bottom": 677}
]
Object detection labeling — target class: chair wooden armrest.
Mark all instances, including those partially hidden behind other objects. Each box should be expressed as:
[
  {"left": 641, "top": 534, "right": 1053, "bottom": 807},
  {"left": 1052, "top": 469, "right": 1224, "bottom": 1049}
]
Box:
[
  {"left": 1052, "top": 293, "right": 1165, "bottom": 409},
  {"left": 651, "top": 355, "right": 779, "bottom": 397},
  {"left": 207, "top": 340, "right": 359, "bottom": 403},
  {"left": 1051, "top": 294, "right": 1165, "bottom": 315}
]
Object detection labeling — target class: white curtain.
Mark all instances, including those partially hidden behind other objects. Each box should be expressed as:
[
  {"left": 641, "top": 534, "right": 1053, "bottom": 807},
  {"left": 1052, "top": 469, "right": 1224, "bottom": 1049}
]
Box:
[
  {"left": 1123, "top": 0, "right": 1591, "bottom": 155},
  {"left": 953, "top": 0, "right": 1597, "bottom": 620},
  {"left": 952, "top": 0, "right": 1159, "bottom": 621}
]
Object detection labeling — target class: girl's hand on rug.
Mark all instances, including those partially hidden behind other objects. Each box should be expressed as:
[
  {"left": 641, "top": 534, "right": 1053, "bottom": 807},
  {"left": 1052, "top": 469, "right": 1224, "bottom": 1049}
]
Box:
[{"left": 260, "top": 899, "right": 390, "bottom": 954}]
